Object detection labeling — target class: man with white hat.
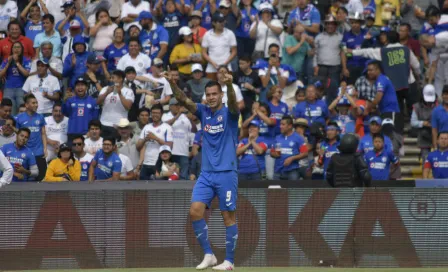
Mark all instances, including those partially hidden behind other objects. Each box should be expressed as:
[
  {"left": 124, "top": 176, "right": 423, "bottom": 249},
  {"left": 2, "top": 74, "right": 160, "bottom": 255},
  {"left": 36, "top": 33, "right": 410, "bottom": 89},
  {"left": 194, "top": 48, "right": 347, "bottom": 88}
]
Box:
[
  {"left": 116, "top": 118, "right": 139, "bottom": 169},
  {"left": 186, "top": 63, "right": 210, "bottom": 103}
]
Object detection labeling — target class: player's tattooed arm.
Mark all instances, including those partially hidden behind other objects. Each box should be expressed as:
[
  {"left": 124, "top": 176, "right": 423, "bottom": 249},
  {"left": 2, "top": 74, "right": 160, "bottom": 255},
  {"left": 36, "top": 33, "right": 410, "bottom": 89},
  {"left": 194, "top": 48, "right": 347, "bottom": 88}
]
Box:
[
  {"left": 162, "top": 72, "right": 197, "bottom": 113},
  {"left": 223, "top": 73, "right": 239, "bottom": 115}
]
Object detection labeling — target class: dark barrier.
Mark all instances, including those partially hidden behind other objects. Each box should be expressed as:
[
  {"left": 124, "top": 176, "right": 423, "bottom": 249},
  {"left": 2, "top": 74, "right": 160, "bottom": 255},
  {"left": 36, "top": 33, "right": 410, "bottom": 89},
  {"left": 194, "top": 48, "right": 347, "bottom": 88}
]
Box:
[{"left": 0, "top": 182, "right": 445, "bottom": 270}]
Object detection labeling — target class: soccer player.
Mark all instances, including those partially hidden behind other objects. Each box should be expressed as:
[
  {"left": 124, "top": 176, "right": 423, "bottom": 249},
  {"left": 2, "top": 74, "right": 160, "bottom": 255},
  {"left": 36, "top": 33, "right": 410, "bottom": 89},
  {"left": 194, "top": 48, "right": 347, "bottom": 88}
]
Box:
[
  {"left": 164, "top": 71, "right": 239, "bottom": 271},
  {"left": 424, "top": 132, "right": 448, "bottom": 179}
]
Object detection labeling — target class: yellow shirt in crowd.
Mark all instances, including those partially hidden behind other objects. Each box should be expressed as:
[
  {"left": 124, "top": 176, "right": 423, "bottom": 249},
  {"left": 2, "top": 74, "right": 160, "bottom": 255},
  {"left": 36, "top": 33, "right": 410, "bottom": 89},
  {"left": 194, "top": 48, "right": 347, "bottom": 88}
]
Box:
[
  {"left": 169, "top": 43, "right": 202, "bottom": 75},
  {"left": 44, "top": 158, "right": 81, "bottom": 182},
  {"left": 374, "top": 0, "right": 400, "bottom": 26}
]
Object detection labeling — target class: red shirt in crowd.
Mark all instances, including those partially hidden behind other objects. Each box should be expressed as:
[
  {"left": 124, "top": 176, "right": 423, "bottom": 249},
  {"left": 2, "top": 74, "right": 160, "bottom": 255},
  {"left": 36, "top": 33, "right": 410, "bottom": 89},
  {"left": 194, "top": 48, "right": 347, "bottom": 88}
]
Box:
[
  {"left": 402, "top": 38, "right": 420, "bottom": 58},
  {"left": 0, "top": 36, "right": 35, "bottom": 59}
]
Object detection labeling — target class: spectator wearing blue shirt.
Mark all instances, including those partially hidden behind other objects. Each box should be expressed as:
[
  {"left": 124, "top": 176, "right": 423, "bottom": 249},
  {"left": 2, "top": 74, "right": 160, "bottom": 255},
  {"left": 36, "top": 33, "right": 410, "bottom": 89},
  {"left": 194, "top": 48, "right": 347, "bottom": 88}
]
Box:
[
  {"left": 62, "top": 76, "right": 100, "bottom": 143},
  {"left": 194, "top": 0, "right": 215, "bottom": 30},
  {"left": 1, "top": 128, "right": 38, "bottom": 182},
  {"left": 424, "top": 131, "right": 448, "bottom": 179},
  {"left": 317, "top": 122, "right": 340, "bottom": 176},
  {"left": 293, "top": 84, "right": 329, "bottom": 126},
  {"left": 102, "top": 27, "right": 128, "bottom": 79},
  {"left": 236, "top": 0, "right": 257, "bottom": 57},
  {"left": 34, "top": 14, "right": 62, "bottom": 59},
  {"left": 62, "top": 35, "right": 93, "bottom": 89},
  {"left": 15, "top": 94, "right": 47, "bottom": 181},
  {"left": 270, "top": 116, "right": 308, "bottom": 180},
  {"left": 237, "top": 120, "right": 268, "bottom": 180},
  {"left": 20, "top": 2, "right": 46, "bottom": 42},
  {"left": 88, "top": 137, "right": 122, "bottom": 181},
  {"left": 364, "top": 133, "right": 399, "bottom": 180},
  {"left": 431, "top": 87, "right": 448, "bottom": 149},
  {"left": 287, "top": 0, "right": 321, "bottom": 36},
  {"left": 358, "top": 116, "right": 394, "bottom": 154},
  {"left": 138, "top": 11, "right": 169, "bottom": 61},
  {"left": 0, "top": 42, "right": 31, "bottom": 115},
  {"left": 56, "top": 2, "right": 87, "bottom": 38},
  {"left": 268, "top": 86, "right": 289, "bottom": 136}
]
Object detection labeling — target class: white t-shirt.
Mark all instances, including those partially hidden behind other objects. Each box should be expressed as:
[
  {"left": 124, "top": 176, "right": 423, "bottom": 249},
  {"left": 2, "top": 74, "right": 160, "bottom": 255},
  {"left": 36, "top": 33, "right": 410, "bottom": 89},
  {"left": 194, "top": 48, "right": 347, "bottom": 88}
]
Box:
[
  {"left": 76, "top": 152, "right": 94, "bottom": 164},
  {"left": 30, "top": 57, "right": 63, "bottom": 77},
  {"left": 45, "top": 0, "right": 64, "bottom": 23},
  {"left": 201, "top": 83, "right": 243, "bottom": 106},
  {"left": 119, "top": 153, "right": 134, "bottom": 177},
  {"left": 258, "top": 66, "right": 290, "bottom": 83},
  {"left": 92, "top": 23, "right": 118, "bottom": 51},
  {"left": 45, "top": 116, "right": 69, "bottom": 156},
  {"left": 139, "top": 123, "right": 173, "bottom": 166},
  {"left": 23, "top": 74, "right": 61, "bottom": 114},
  {"left": 84, "top": 137, "right": 103, "bottom": 156},
  {"left": 0, "top": 1, "right": 17, "bottom": 31},
  {"left": 99, "top": 86, "right": 135, "bottom": 127},
  {"left": 117, "top": 53, "right": 152, "bottom": 76},
  {"left": 201, "top": 28, "right": 237, "bottom": 73},
  {"left": 141, "top": 73, "right": 173, "bottom": 104},
  {"left": 250, "top": 19, "right": 283, "bottom": 58},
  {"left": 121, "top": 0, "right": 150, "bottom": 31},
  {"left": 161, "top": 112, "right": 192, "bottom": 157},
  {"left": 344, "top": 0, "right": 364, "bottom": 14}
]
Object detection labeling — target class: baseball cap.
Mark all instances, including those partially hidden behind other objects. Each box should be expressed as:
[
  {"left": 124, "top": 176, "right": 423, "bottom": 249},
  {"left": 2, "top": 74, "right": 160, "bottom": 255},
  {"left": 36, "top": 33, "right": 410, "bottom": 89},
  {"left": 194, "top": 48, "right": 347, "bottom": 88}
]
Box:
[
  {"left": 61, "top": 1, "right": 75, "bottom": 8},
  {"left": 75, "top": 76, "right": 88, "bottom": 85},
  {"left": 153, "top": 58, "right": 163, "bottom": 67},
  {"left": 190, "top": 10, "right": 202, "bottom": 18},
  {"left": 369, "top": 116, "right": 382, "bottom": 125},
  {"left": 59, "top": 143, "right": 71, "bottom": 152},
  {"left": 212, "top": 13, "right": 226, "bottom": 22},
  {"left": 178, "top": 26, "right": 192, "bottom": 36},
  {"left": 138, "top": 11, "right": 153, "bottom": 21},
  {"left": 115, "top": 118, "right": 131, "bottom": 128},
  {"left": 159, "top": 145, "right": 172, "bottom": 154},
  {"left": 69, "top": 20, "right": 81, "bottom": 29},
  {"left": 191, "top": 63, "right": 203, "bottom": 72},
  {"left": 125, "top": 66, "right": 136, "bottom": 74},
  {"left": 169, "top": 98, "right": 178, "bottom": 105},
  {"left": 36, "top": 58, "right": 49, "bottom": 66},
  {"left": 423, "top": 84, "right": 436, "bottom": 102},
  {"left": 259, "top": 3, "right": 274, "bottom": 13},
  {"left": 249, "top": 120, "right": 260, "bottom": 128},
  {"left": 294, "top": 118, "right": 309, "bottom": 127},
  {"left": 382, "top": 118, "right": 394, "bottom": 126},
  {"left": 313, "top": 80, "right": 323, "bottom": 89},
  {"left": 380, "top": 26, "right": 391, "bottom": 33},
  {"left": 87, "top": 54, "right": 102, "bottom": 64},
  {"left": 219, "top": 0, "right": 231, "bottom": 8}
]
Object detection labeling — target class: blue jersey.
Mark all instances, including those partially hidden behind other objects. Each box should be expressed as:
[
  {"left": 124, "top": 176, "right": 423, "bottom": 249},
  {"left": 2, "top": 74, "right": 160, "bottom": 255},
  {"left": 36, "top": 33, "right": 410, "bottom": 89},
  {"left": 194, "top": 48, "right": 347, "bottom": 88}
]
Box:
[
  {"left": 268, "top": 101, "right": 289, "bottom": 136},
  {"left": 238, "top": 137, "right": 267, "bottom": 174},
  {"left": 193, "top": 130, "right": 203, "bottom": 147},
  {"left": 431, "top": 105, "right": 448, "bottom": 133},
  {"left": 358, "top": 133, "right": 393, "bottom": 155},
  {"left": 273, "top": 132, "right": 307, "bottom": 173},
  {"left": 103, "top": 44, "right": 128, "bottom": 72},
  {"left": 342, "top": 29, "right": 368, "bottom": 67},
  {"left": 62, "top": 95, "right": 99, "bottom": 135},
  {"left": 425, "top": 150, "right": 448, "bottom": 179},
  {"left": 93, "top": 149, "right": 122, "bottom": 180},
  {"left": 287, "top": 4, "right": 321, "bottom": 36},
  {"left": 0, "top": 143, "right": 36, "bottom": 182},
  {"left": 293, "top": 100, "right": 328, "bottom": 126},
  {"left": 236, "top": 7, "right": 258, "bottom": 38},
  {"left": 1, "top": 57, "right": 31, "bottom": 88},
  {"left": 194, "top": 1, "right": 216, "bottom": 30},
  {"left": 331, "top": 114, "right": 355, "bottom": 135},
  {"left": 15, "top": 112, "right": 46, "bottom": 156},
  {"left": 320, "top": 140, "right": 340, "bottom": 173},
  {"left": 24, "top": 21, "right": 43, "bottom": 42},
  {"left": 76, "top": 153, "right": 94, "bottom": 181},
  {"left": 162, "top": 12, "right": 187, "bottom": 48},
  {"left": 139, "top": 24, "right": 169, "bottom": 60},
  {"left": 195, "top": 103, "right": 239, "bottom": 172},
  {"left": 56, "top": 16, "right": 84, "bottom": 33},
  {"left": 365, "top": 149, "right": 398, "bottom": 180},
  {"left": 375, "top": 74, "right": 400, "bottom": 113},
  {"left": 254, "top": 116, "right": 276, "bottom": 148}
]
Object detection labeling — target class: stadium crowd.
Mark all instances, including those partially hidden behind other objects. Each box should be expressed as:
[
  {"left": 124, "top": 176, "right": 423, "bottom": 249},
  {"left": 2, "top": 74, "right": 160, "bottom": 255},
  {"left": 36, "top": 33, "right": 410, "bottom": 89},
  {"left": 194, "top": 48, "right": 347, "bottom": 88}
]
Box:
[{"left": 0, "top": 0, "right": 447, "bottom": 184}]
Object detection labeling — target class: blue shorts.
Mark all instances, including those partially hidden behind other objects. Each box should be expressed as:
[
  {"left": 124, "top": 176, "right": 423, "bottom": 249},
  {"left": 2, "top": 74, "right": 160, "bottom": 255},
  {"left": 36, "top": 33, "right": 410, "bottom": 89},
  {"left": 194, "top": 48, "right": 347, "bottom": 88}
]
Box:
[{"left": 191, "top": 170, "right": 238, "bottom": 211}]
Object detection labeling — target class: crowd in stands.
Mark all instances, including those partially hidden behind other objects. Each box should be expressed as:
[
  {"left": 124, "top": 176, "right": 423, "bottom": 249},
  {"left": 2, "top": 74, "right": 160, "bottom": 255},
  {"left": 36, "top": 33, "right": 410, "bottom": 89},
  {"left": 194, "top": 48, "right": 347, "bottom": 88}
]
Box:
[{"left": 0, "top": 0, "right": 448, "bottom": 183}]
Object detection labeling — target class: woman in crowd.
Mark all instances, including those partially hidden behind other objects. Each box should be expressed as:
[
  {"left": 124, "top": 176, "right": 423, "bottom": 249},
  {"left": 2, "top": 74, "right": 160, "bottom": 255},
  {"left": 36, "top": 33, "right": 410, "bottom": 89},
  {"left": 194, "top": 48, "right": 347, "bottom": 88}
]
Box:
[
  {"left": 189, "top": 11, "right": 207, "bottom": 45},
  {"left": 155, "top": 145, "right": 180, "bottom": 180},
  {"left": 0, "top": 42, "right": 31, "bottom": 115},
  {"left": 170, "top": 26, "right": 203, "bottom": 81},
  {"left": 268, "top": 85, "right": 289, "bottom": 137},
  {"left": 44, "top": 143, "right": 81, "bottom": 182},
  {"left": 103, "top": 27, "right": 128, "bottom": 79},
  {"left": 90, "top": 9, "right": 118, "bottom": 57},
  {"left": 236, "top": 0, "right": 257, "bottom": 58}
]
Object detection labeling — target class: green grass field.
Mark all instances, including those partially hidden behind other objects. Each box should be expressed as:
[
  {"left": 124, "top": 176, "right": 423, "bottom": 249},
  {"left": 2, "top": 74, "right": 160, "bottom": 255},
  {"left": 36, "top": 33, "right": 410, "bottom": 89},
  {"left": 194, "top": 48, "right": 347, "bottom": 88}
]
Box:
[{"left": 9, "top": 268, "right": 448, "bottom": 272}]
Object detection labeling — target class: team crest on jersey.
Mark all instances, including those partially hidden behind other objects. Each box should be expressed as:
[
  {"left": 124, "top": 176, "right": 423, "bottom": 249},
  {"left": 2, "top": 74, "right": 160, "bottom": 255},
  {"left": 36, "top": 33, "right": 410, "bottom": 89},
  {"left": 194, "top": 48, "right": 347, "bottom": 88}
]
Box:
[
  {"left": 217, "top": 115, "right": 223, "bottom": 122},
  {"left": 35, "top": 120, "right": 40, "bottom": 125},
  {"left": 6, "top": 9, "right": 10, "bottom": 12},
  {"left": 382, "top": 156, "right": 387, "bottom": 162},
  {"left": 370, "top": 162, "right": 374, "bottom": 168},
  {"left": 282, "top": 107, "right": 286, "bottom": 113},
  {"left": 138, "top": 62, "right": 143, "bottom": 67},
  {"left": 289, "top": 141, "right": 294, "bottom": 147},
  {"left": 317, "top": 107, "right": 321, "bottom": 111},
  {"left": 157, "top": 129, "right": 161, "bottom": 133},
  {"left": 204, "top": 124, "right": 211, "bottom": 132},
  {"left": 110, "top": 51, "right": 115, "bottom": 54},
  {"left": 87, "top": 104, "right": 92, "bottom": 108},
  {"left": 108, "top": 162, "right": 113, "bottom": 167},
  {"left": 21, "top": 153, "right": 26, "bottom": 158},
  {"left": 153, "top": 33, "right": 158, "bottom": 39},
  {"left": 71, "top": 103, "right": 76, "bottom": 107},
  {"left": 83, "top": 164, "right": 87, "bottom": 169},
  {"left": 122, "top": 49, "right": 127, "bottom": 54}
]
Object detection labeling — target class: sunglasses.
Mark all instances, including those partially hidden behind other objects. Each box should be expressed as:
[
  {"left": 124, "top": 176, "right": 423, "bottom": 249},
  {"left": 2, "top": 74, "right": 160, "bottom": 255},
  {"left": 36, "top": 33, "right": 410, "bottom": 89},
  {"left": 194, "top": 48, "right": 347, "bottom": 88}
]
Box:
[{"left": 72, "top": 142, "right": 83, "bottom": 146}]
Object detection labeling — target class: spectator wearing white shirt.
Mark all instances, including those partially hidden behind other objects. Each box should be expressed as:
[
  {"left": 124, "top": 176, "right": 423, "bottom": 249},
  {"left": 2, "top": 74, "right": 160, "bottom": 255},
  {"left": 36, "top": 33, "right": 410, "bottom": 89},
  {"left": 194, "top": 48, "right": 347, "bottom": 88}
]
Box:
[
  {"left": 97, "top": 70, "right": 135, "bottom": 139},
  {"left": 136, "top": 104, "right": 173, "bottom": 180},
  {"left": 162, "top": 98, "right": 194, "bottom": 180},
  {"left": 30, "top": 41, "right": 63, "bottom": 80},
  {"left": 45, "top": 103, "right": 69, "bottom": 162},
  {"left": 84, "top": 119, "right": 103, "bottom": 156},
  {"left": 201, "top": 12, "right": 237, "bottom": 80},
  {"left": 116, "top": 38, "right": 151, "bottom": 77},
  {"left": 0, "top": 116, "right": 16, "bottom": 147},
  {"left": 71, "top": 135, "right": 94, "bottom": 182},
  {"left": 342, "top": 0, "right": 364, "bottom": 14},
  {"left": 45, "top": 0, "right": 64, "bottom": 24},
  {"left": 23, "top": 59, "right": 61, "bottom": 116},
  {"left": 118, "top": 153, "right": 135, "bottom": 180},
  {"left": 89, "top": 9, "right": 118, "bottom": 55},
  {"left": 249, "top": 3, "right": 283, "bottom": 59},
  {"left": 116, "top": 118, "right": 139, "bottom": 168},
  {"left": 201, "top": 65, "right": 245, "bottom": 110},
  {"left": 0, "top": 0, "right": 17, "bottom": 31},
  {"left": 121, "top": 0, "right": 150, "bottom": 31}
]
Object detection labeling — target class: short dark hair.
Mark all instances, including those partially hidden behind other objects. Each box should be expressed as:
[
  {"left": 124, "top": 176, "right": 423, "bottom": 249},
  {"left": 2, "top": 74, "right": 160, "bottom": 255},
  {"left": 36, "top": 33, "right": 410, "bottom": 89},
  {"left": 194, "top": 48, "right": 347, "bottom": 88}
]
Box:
[
  {"left": 71, "top": 135, "right": 85, "bottom": 144},
  {"left": 327, "top": 121, "right": 340, "bottom": 129},
  {"left": 337, "top": 7, "right": 348, "bottom": 15},
  {"left": 268, "top": 43, "right": 280, "bottom": 52},
  {"left": 281, "top": 116, "right": 294, "bottom": 126},
  {"left": 426, "top": 5, "right": 440, "bottom": 18},
  {"left": 239, "top": 55, "right": 251, "bottom": 63},
  {"left": 258, "top": 102, "right": 271, "bottom": 117},
  {"left": 112, "top": 70, "right": 126, "bottom": 80},
  {"left": 128, "top": 37, "right": 141, "bottom": 47},
  {"left": 205, "top": 81, "right": 222, "bottom": 93},
  {"left": 18, "top": 127, "right": 31, "bottom": 137},
  {"left": 7, "top": 20, "right": 21, "bottom": 32},
  {"left": 42, "top": 14, "right": 55, "bottom": 24},
  {"left": 368, "top": 60, "right": 383, "bottom": 72},
  {"left": 5, "top": 115, "right": 15, "bottom": 126},
  {"left": 1, "top": 98, "right": 12, "bottom": 107},
  {"left": 438, "top": 131, "right": 448, "bottom": 138},
  {"left": 103, "top": 136, "right": 116, "bottom": 146},
  {"left": 18, "top": 103, "right": 26, "bottom": 109},
  {"left": 151, "top": 104, "right": 164, "bottom": 113},
  {"left": 88, "top": 119, "right": 102, "bottom": 130},
  {"left": 24, "top": 94, "right": 37, "bottom": 104},
  {"left": 400, "top": 23, "right": 412, "bottom": 31},
  {"left": 372, "top": 133, "right": 385, "bottom": 141},
  {"left": 169, "top": 63, "right": 179, "bottom": 71},
  {"left": 53, "top": 101, "right": 62, "bottom": 109},
  {"left": 138, "top": 107, "right": 151, "bottom": 116},
  {"left": 387, "top": 31, "right": 400, "bottom": 44}
]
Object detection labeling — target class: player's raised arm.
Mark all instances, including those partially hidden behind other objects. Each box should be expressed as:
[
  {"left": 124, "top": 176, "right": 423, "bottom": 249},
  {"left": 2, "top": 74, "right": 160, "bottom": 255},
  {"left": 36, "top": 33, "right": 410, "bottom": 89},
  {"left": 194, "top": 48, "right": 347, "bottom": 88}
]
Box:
[
  {"left": 223, "top": 73, "right": 239, "bottom": 115},
  {"left": 162, "top": 71, "right": 197, "bottom": 113}
]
